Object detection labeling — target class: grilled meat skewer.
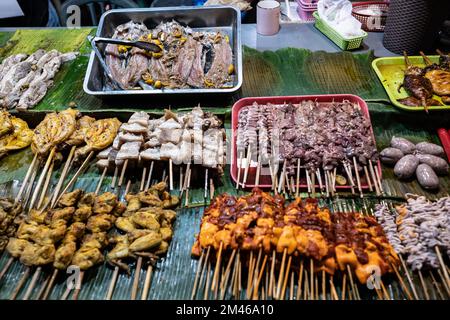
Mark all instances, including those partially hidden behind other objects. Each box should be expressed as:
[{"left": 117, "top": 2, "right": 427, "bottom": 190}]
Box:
[{"left": 436, "top": 49, "right": 450, "bottom": 71}]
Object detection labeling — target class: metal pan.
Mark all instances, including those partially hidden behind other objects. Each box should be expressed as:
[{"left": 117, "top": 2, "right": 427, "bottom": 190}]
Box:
[{"left": 83, "top": 6, "right": 242, "bottom": 98}]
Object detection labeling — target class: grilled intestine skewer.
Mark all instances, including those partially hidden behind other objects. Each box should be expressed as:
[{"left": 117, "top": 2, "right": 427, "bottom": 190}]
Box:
[
  {"left": 374, "top": 196, "right": 450, "bottom": 294},
  {"left": 235, "top": 100, "right": 380, "bottom": 196}
]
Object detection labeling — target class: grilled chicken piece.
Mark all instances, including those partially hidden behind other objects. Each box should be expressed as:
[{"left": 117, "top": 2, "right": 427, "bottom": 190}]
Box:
[
  {"left": 0, "top": 116, "right": 33, "bottom": 158},
  {"left": 86, "top": 214, "right": 116, "bottom": 233},
  {"left": 129, "top": 231, "right": 162, "bottom": 252},
  {"left": 64, "top": 115, "right": 96, "bottom": 147},
  {"left": 420, "top": 51, "right": 450, "bottom": 96},
  {"left": 93, "top": 192, "right": 118, "bottom": 215},
  {"left": 400, "top": 52, "right": 433, "bottom": 110},
  {"left": 71, "top": 246, "right": 104, "bottom": 270},
  {"left": 57, "top": 189, "right": 83, "bottom": 208},
  {"left": 73, "top": 118, "right": 121, "bottom": 163},
  {"left": 0, "top": 110, "right": 13, "bottom": 138}
]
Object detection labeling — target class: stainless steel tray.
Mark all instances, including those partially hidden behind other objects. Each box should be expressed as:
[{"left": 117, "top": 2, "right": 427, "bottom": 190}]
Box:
[{"left": 83, "top": 6, "right": 242, "bottom": 97}]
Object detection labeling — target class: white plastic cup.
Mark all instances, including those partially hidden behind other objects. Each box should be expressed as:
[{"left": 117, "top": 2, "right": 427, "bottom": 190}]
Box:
[{"left": 257, "top": 0, "right": 280, "bottom": 36}]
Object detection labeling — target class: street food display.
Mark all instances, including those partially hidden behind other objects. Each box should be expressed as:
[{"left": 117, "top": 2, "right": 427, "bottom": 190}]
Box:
[
  {"left": 0, "top": 50, "right": 78, "bottom": 110},
  {"left": 380, "top": 136, "right": 449, "bottom": 190},
  {"left": 104, "top": 21, "right": 234, "bottom": 90}
]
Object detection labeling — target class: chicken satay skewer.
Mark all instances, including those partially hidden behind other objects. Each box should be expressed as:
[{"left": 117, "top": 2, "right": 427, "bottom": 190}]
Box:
[
  {"left": 50, "top": 146, "right": 77, "bottom": 207},
  {"left": 28, "top": 147, "right": 56, "bottom": 210},
  {"left": 14, "top": 153, "right": 38, "bottom": 204},
  {"left": 22, "top": 266, "right": 42, "bottom": 300}
]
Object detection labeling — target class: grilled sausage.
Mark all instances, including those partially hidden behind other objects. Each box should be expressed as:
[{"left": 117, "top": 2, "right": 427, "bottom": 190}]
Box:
[
  {"left": 391, "top": 137, "right": 415, "bottom": 154},
  {"left": 416, "top": 164, "right": 439, "bottom": 190},
  {"left": 415, "top": 142, "right": 445, "bottom": 157},
  {"left": 394, "top": 155, "right": 419, "bottom": 179},
  {"left": 380, "top": 147, "right": 404, "bottom": 165},
  {"left": 416, "top": 154, "right": 449, "bottom": 175}
]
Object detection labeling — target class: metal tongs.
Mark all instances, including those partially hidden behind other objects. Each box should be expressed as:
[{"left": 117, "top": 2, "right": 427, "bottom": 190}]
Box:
[{"left": 87, "top": 36, "right": 162, "bottom": 90}]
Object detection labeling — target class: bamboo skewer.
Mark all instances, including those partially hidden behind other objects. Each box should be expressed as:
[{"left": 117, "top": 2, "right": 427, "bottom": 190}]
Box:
[
  {"left": 95, "top": 167, "right": 107, "bottom": 195},
  {"left": 276, "top": 248, "right": 287, "bottom": 299},
  {"left": 29, "top": 147, "right": 56, "bottom": 210},
  {"left": 111, "top": 166, "right": 118, "bottom": 189},
  {"left": 15, "top": 153, "right": 38, "bottom": 204},
  {"left": 184, "top": 167, "right": 192, "bottom": 207},
  {"left": 330, "top": 276, "right": 339, "bottom": 300},
  {"left": 268, "top": 250, "right": 276, "bottom": 299},
  {"left": 71, "top": 271, "right": 84, "bottom": 300},
  {"left": 220, "top": 249, "right": 237, "bottom": 299},
  {"left": 23, "top": 266, "right": 42, "bottom": 300},
  {"left": 50, "top": 146, "right": 77, "bottom": 208},
  {"left": 368, "top": 161, "right": 380, "bottom": 195},
  {"left": 211, "top": 242, "right": 224, "bottom": 292},
  {"left": 37, "top": 161, "right": 54, "bottom": 209},
  {"left": 363, "top": 166, "right": 373, "bottom": 192},
  {"left": 106, "top": 267, "right": 119, "bottom": 300},
  {"left": 310, "top": 260, "right": 314, "bottom": 300},
  {"left": 342, "top": 162, "right": 355, "bottom": 194},
  {"left": 252, "top": 254, "right": 268, "bottom": 300},
  {"left": 204, "top": 168, "right": 208, "bottom": 200},
  {"left": 118, "top": 159, "right": 128, "bottom": 188},
  {"left": 242, "top": 147, "right": 252, "bottom": 189},
  {"left": 10, "top": 267, "right": 30, "bottom": 300},
  {"left": 140, "top": 166, "right": 147, "bottom": 192},
  {"left": 391, "top": 263, "right": 413, "bottom": 300},
  {"left": 0, "top": 257, "right": 14, "bottom": 282},
  {"left": 194, "top": 247, "right": 211, "bottom": 300},
  {"left": 236, "top": 151, "right": 243, "bottom": 190},
  {"left": 296, "top": 260, "right": 304, "bottom": 300},
  {"left": 418, "top": 270, "right": 430, "bottom": 300},
  {"left": 169, "top": 159, "right": 173, "bottom": 191},
  {"left": 191, "top": 250, "right": 205, "bottom": 299},
  {"left": 352, "top": 157, "right": 362, "bottom": 197},
  {"left": 437, "top": 268, "right": 450, "bottom": 296},
  {"left": 35, "top": 272, "right": 50, "bottom": 300},
  {"left": 289, "top": 272, "right": 294, "bottom": 300},
  {"left": 204, "top": 263, "right": 211, "bottom": 300},
  {"left": 341, "top": 274, "right": 347, "bottom": 300},
  {"left": 255, "top": 156, "right": 261, "bottom": 187},
  {"left": 435, "top": 246, "right": 450, "bottom": 289},
  {"left": 280, "top": 256, "right": 292, "bottom": 300},
  {"left": 141, "top": 264, "right": 153, "bottom": 300},
  {"left": 295, "top": 159, "right": 301, "bottom": 198},
  {"left": 430, "top": 271, "right": 445, "bottom": 300},
  {"left": 41, "top": 269, "right": 59, "bottom": 300},
  {"left": 399, "top": 255, "right": 419, "bottom": 299},
  {"left": 145, "top": 162, "right": 154, "bottom": 191},
  {"left": 47, "top": 151, "right": 95, "bottom": 212},
  {"left": 209, "top": 178, "right": 214, "bottom": 201},
  {"left": 131, "top": 256, "right": 143, "bottom": 300}
]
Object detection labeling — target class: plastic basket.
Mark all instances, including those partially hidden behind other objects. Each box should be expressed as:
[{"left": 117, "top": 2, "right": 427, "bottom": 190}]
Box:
[
  {"left": 313, "top": 11, "right": 367, "bottom": 50},
  {"left": 297, "top": 3, "right": 316, "bottom": 21},
  {"left": 352, "top": 1, "right": 389, "bottom": 32}
]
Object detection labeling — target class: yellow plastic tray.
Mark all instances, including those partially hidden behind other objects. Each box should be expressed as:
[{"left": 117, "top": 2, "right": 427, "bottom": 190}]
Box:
[{"left": 372, "top": 55, "right": 450, "bottom": 111}]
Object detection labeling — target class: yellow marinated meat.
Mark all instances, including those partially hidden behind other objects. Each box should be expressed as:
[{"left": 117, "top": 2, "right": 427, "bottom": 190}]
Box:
[
  {"left": 93, "top": 192, "right": 118, "bottom": 215},
  {"left": 0, "top": 110, "right": 13, "bottom": 138},
  {"left": 425, "top": 69, "right": 450, "bottom": 96},
  {"left": 131, "top": 209, "right": 161, "bottom": 230},
  {"left": 86, "top": 214, "right": 116, "bottom": 233},
  {"left": 0, "top": 117, "right": 33, "bottom": 157},
  {"left": 57, "top": 189, "right": 83, "bottom": 207},
  {"left": 85, "top": 118, "right": 121, "bottom": 150},
  {"left": 64, "top": 115, "right": 96, "bottom": 146},
  {"left": 129, "top": 231, "right": 162, "bottom": 252},
  {"left": 20, "top": 243, "right": 55, "bottom": 266}
]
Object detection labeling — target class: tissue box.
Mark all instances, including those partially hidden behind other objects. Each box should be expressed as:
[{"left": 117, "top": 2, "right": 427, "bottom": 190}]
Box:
[{"left": 313, "top": 11, "right": 368, "bottom": 50}]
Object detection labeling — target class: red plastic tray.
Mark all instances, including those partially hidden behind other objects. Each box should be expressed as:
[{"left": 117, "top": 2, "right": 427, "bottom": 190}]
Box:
[{"left": 230, "top": 94, "right": 382, "bottom": 190}]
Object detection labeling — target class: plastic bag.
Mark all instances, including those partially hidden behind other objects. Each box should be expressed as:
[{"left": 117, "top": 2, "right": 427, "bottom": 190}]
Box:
[{"left": 317, "top": 0, "right": 364, "bottom": 38}]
